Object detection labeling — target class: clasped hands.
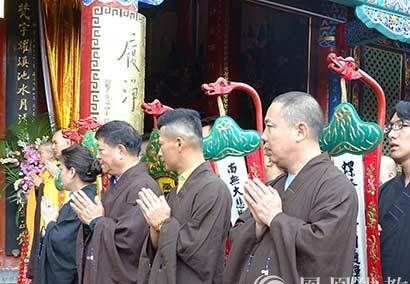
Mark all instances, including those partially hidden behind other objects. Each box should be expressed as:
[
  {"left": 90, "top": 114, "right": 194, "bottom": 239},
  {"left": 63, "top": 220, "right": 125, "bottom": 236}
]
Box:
[
  {"left": 136, "top": 188, "right": 170, "bottom": 232},
  {"left": 244, "top": 178, "right": 283, "bottom": 229},
  {"left": 70, "top": 191, "right": 105, "bottom": 225},
  {"left": 41, "top": 196, "right": 59, "bottom": 226}
]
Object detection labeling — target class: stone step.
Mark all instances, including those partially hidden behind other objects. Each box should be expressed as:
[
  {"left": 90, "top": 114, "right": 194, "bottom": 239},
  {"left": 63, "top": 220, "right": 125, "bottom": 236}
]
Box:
[{"left": 0, "top": 269, "right": 17, "bottom": 284}]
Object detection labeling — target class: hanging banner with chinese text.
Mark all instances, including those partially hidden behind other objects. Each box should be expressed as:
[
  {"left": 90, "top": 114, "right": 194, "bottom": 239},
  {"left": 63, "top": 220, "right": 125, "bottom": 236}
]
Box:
[
  {"left": 7, "top": 0, "right": 38, "bottom": 124},
  {"left": 216, "top": 156, "right": 248, "bottom": 225},
  {"left": 80, "top": 2, "right": 146, "bottom": 133},
  {"left": 5, "top": 0, "right": 38, "bottom": 256},
  {"left": 333, "top": 154, "right": 368, "bottom": 282}
]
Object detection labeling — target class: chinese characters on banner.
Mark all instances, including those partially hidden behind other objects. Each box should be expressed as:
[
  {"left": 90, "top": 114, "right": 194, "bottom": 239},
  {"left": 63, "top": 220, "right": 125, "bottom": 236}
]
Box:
[
  {"left": 216, "top": 156, "right": 248, "bottom": 224},
  {"left": 333, "top": 154, "right": 368, "bottom": 284},
  {"left": 89, "top": 5, "right": 145, "bottom": 133},
  {"left": 15, "top": 0, "right": 37, "bottom": 123},
  {"left": 4, "top": 0, "right": 38, "bottom": 270}
]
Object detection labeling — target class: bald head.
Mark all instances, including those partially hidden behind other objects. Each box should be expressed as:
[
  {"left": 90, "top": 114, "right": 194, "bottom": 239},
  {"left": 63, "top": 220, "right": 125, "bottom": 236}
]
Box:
[
  {"left": 52, "top": 130, "right": 71, "bottom": 159},
  {"left": 38, "top": 142, "right": 54, "bottom": 164},
  {"left": 380, "top": 155, "right": 397, "bottom": 184},
  {"left": 272, "top": 91, "right": 324, "bottom": 140}
]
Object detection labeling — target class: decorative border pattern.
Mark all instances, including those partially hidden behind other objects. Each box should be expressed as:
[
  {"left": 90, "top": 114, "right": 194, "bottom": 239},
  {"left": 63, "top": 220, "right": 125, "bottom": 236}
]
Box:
[
  {"left": 356, "top": 5, "right": 410, "bottom": 44},
  {"left": 83, "top": 0, "right": 138, "bottom": 8},
  {"left": 90, "top": 6, "right": 138, "bottom": 117},
  {"left": 82, "top": 0, "right": 165, "bottom": 7}
]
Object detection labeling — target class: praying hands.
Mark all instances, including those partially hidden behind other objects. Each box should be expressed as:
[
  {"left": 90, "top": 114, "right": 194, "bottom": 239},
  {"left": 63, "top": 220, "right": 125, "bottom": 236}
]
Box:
[
  {"left": 70, "top": 191, "right": 104, "bottom": 225},
  {"left": 244, "top": 178, "right": 283, "bottom": 229},
  {"left": 136, "top": 188, "right": 170, "bottom": 231},
  {"left": 41, "top": 196, "right": 59, "bottom": 226}
]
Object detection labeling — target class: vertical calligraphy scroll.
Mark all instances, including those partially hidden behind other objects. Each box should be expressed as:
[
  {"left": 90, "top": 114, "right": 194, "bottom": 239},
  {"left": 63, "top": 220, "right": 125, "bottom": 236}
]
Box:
[
  {"left": 333, "top": 154, "right": 368, "bottom": 283},
  {"left": 80, "top": 1, "right": 146, "bottom": 133},
  {"left": 216, "top": 156, "right": 248, "bottom": 225},
  {"left": 5, "top": 0, "right": 38, "bottom": 256}
]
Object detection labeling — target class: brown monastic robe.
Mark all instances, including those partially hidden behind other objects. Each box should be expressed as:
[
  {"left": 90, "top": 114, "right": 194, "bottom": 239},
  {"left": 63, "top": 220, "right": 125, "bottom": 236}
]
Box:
[
  {"left": 138, "top": 162, "right": 232, "bottom": 284},
  {"left": 224, "top": 153, "right": 358, "bottom": 284},
  {"left": 76, "top": 163, "right": 161, "bottom": 284}
]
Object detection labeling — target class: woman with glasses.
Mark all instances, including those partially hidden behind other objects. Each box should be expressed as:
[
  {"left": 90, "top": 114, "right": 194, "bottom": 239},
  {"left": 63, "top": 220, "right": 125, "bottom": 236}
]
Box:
[
  {"left": 379, "top": 100, "right": 410, "bottom": 283},
  {"left": 33, "top": 144, "right": 101, "bottom": 284}
]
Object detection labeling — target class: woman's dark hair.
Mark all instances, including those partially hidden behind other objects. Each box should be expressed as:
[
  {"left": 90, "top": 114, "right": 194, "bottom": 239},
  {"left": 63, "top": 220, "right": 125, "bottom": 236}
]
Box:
[{"left": 60, "top": 144, "right": 102, "bottom": 183}]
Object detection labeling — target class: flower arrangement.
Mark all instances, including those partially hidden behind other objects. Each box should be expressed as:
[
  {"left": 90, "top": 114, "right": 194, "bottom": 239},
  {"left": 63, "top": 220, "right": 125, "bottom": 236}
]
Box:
[
  {"left": 0, "top": 115, "right": 52, "bottom": 224},
  {"left": 1, "top": 137, "right": 48, "bottom": 207}
]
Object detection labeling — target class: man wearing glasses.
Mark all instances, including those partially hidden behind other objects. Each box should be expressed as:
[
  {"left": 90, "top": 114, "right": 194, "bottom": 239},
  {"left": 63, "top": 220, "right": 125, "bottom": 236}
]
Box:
[{"left": 379, "top": 100, "right": 410, "bottom": 283}]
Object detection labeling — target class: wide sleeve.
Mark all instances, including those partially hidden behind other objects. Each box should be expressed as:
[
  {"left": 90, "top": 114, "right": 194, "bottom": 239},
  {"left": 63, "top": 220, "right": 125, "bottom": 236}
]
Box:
[
  {"left": 136, "top": 233, "right": 156, "bottom": 284},
  {"left": 223, "top": 210, "right": 260, "bottom": 283},
  {"left": 38, "top": 206, "right": 81, "bottom": 283},
  {"left": 158, "top": 181, "right": 231, "bottom": 282},
  {"left": 269, "top": 174, "right": 358, "bottom": 278},
  {"left": 90, "top": 181, "right": 162, "bottom": 283},
  {"left": 92, "top": 196, "right": 148, "bottom": 277}
]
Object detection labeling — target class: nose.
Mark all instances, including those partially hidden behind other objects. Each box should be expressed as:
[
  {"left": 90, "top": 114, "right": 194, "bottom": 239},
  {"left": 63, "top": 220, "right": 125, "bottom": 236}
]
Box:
[
  {"left": 261, "top": 129, "right": 268, "bottom": 143},
  {"left": 158, "top": 147, "right": 163, "bottom": 158},
  {"left": 388, "top": 128, "right": 398, "bottom": 140}
]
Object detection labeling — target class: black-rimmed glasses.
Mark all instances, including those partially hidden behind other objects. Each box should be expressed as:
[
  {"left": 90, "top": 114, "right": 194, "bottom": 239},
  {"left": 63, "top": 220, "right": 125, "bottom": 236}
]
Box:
[{"left": 384, "top": 119, "right": 410, "bottom": 134}]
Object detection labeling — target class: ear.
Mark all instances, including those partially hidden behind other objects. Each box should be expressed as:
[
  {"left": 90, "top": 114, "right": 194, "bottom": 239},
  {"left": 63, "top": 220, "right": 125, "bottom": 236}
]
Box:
[
  {"left": 69, "top": 167, "right": 77, "bottom": 178},
  {"left": 295, "top": 122, "right": 308, "bottom": 142},
  {"left": 117, "top": 144, "right": 127, "bottom": 159},
  {"left": 176, "top": 137, "right": 183, "bottom": 152}
]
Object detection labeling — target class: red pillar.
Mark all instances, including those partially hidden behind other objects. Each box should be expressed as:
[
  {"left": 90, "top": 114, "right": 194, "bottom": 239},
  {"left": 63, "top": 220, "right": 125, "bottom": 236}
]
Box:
[
  {"left": 79, "top": 2, "right": 93, "bottom": 119},
  {"left": 316, "top": 46, "right": 338, "bottom": 121}
]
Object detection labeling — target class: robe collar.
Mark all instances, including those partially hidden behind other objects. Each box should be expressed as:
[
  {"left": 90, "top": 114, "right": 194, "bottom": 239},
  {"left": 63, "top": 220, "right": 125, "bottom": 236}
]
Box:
[
  {"left": 277, "top": 153, "right": 330, "bottom": 198},
  {"left": 174, "top": 162, "right": 212, "bottom": 198},
  {"left": 108, "top": 163, "right": 146, "bottom": 201}
]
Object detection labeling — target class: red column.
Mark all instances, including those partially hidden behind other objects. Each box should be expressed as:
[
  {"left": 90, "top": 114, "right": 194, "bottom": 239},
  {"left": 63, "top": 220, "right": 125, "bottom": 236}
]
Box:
[
  {"left": 316, "top": 46, "right": 338, "bottom": 120},
  {"left": 79, "top": 2, "right": 93, "bottom": 118}
]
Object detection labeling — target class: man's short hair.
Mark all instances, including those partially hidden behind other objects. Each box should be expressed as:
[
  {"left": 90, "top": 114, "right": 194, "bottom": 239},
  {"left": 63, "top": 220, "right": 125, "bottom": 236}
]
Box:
[
  {"left": 157, "top": 108, "right": 203, "bottom": 148},
  {"left": 395, "top": 100, "right": 410, "bottom": 121},
  {"left": 272, "top": 91, "right": 324, "bottom": 140},
  {"left": 95, "top": 120, "right": 142, "bottom": 156}
]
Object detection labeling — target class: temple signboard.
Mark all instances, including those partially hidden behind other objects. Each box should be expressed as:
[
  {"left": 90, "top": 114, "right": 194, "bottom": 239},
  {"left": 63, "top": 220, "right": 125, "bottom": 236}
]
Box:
[{"left": 330, "top": 0, "right": 410, "bottom": 43}]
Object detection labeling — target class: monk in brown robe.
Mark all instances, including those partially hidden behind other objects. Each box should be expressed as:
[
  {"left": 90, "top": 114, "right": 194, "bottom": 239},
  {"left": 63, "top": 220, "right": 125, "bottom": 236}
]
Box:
[
  {"left": 224, "top": 92, "right": 358, "bottom": 284},
  {"left": 137, "top": 109, "right": 232, "bottom": 284},
  {"left": 70, "top": 120, "right": 161, "bottom": 284}
]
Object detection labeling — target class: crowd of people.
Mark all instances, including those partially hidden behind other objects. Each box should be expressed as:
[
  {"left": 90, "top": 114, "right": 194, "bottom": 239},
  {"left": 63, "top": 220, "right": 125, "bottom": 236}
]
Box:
[{"left": 24, "top": 92, "right": 409, "bottom": 284}]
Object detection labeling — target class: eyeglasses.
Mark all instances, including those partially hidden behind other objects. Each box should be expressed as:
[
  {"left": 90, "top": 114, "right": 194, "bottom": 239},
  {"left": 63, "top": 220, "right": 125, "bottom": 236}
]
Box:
[{"left": 384, "top": 119, "right": 410, "bottom": 134}]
